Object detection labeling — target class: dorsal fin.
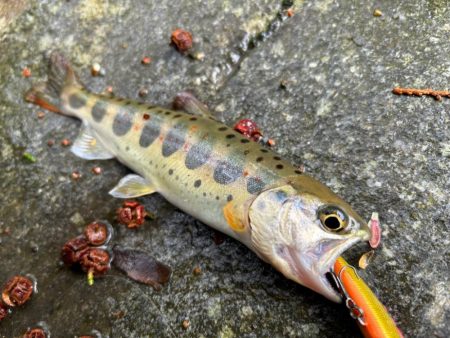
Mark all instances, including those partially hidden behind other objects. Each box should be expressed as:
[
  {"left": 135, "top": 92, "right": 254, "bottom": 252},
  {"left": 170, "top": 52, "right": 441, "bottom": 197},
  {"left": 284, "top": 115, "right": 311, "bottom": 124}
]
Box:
[{"left": 172, "top": 91, "right": 215, "bottom": 118}]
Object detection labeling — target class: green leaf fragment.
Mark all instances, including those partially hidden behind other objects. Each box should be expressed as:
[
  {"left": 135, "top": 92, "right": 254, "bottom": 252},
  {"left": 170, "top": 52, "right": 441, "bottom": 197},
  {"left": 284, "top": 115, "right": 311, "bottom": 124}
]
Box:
[{"left": 23, "top": 152, "right": 36, "bottom": 163}]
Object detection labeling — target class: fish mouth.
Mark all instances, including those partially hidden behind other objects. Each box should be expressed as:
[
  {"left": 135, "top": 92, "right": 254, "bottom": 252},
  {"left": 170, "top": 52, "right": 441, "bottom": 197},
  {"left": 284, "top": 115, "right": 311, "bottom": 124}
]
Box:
[{"left": 286, "top": 235, "right": 363, "bottom": 302}]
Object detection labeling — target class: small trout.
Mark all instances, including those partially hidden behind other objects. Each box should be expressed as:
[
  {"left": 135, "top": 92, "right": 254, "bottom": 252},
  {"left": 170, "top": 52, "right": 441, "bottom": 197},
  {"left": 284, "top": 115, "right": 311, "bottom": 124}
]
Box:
[{"left": 26, "top": 52, "right": 371, "bottom": 301}]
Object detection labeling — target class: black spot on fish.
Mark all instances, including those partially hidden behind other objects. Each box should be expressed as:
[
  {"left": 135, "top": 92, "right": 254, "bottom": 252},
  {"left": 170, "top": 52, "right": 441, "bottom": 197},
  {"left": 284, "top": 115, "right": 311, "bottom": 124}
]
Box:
[
  {"left": 260, "top": 148, "right": 269, "bottom": 153},
  {"left": 274, "top": 156, "right": 281, "bottom": 161},
  {"left": 241, "top": 139, "right": 250, "bottom": 143},
  {"left": 69, "top": 93, "right": 86, "bottom": 109},
  {"left": 227, "top": 195, "right": 233, "bottom": 202},
  {"left": 276, "top": 164, "right": 284, "bottom": 170},
  {"left": 116, "top": 98, "right": 125, "bottom": 102},
  {"left": 147, "top": 105, "right": 155, "bottom": 109},
  {"left": 218, "top": 126, "right": 227, "bottom": 131},
  {"left": 243, "top": 150, "right": 250, "bottom": 155},
  {"left": 226, "top": 144, "right": 231, "bottom": 147},
  {"left": 190, "top": 117, "right": 197, "bottom": 121},
  {"left": 168, "top": 169, "right": 174, "bottom": 175},
  {"left": 91, "top": 100, "right": 107, "bottom": 122},
  {"left": 125, "top": 101, "right": 132, "bottom": 105},
  {"left": 214, "top": 160, "right": 242, "bottom": 185},
  {"left": 203, "top": 192, "right": 206, "bottom": 197},
  {"left": 226, "top": 134, "right": 235, "bottom": 139},
  {"left": 164, "top": 111, "right": 171, "bottom": 115},
  {"left": 162, "top": 123, "right": 186, "bottom": 157},
  {"left": 173, "top": 114, "right": 182, "bottom": 118},
  {"left": 139, "top": 119, "right": 160, "bottom": 147},
  {"left": 194, "top": 179, "right": 201, "bottom": 188},
  {"left": 294, "top": 169, "right": 302, "bottom": 174},
  {"left": 216, "top": 196, "right": 220, "bottom": 200},
  {"left": 185, "top": 140, "right": 212, "bottom": 170},
  {"left": 256, "top": 157, "right": 263, "bottom": 162},
  {"left": 112, "top": 108, "right": 133, "bottom": 136},
  {"left": 125, "top": 146, "right": 130, "bottom": 151},
  {"left": 247, "top": 177, "right": 265, "bottom": 194}
]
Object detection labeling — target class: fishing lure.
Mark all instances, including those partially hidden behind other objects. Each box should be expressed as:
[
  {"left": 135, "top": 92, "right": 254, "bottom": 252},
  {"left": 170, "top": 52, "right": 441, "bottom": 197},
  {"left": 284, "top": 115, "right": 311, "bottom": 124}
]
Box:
[
  {"left": 332, "top": 257, "right": 403, "bottom": 338},
  {"left": 26, "top": 51, "right": 373, "bottom": 302}
]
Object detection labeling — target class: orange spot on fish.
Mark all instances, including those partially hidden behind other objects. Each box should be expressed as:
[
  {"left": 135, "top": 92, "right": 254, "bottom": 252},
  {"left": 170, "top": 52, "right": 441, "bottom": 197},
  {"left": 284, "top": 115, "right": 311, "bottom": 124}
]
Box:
[
  {"left": 189, "top": 125, "right": 198, "bottom": 133},
  {"left": 223, "top": 202, "right": 245, "bottom": 232},
  {"left": 243, "top": 170, "right": 249, "bottom": 177},
  {"left": 133, "top": 124, "right": 141, "bottom": 131}
]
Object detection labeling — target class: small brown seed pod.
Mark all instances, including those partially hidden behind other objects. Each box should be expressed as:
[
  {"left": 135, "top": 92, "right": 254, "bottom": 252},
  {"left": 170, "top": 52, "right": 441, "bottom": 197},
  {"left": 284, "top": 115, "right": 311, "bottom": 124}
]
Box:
[{"left": 2, "top": 276, "right": 34, "bottom": 307}]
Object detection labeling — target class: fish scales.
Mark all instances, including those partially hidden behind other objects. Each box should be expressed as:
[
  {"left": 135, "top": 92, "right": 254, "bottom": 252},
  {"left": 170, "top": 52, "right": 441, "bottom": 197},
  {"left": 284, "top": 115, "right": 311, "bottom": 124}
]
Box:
[
  {"left": 26, "top": 52, "right": 372, "bottom": 302},
  {"left": 63, "top": 87, "right": 300, "bottom": 242}
]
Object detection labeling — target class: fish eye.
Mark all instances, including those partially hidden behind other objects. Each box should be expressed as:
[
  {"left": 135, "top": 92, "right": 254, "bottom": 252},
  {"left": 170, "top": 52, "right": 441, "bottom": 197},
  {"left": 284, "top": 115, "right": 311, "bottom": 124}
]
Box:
[{"left": 317, "top": 205, "right": 348, "bottom": 232}]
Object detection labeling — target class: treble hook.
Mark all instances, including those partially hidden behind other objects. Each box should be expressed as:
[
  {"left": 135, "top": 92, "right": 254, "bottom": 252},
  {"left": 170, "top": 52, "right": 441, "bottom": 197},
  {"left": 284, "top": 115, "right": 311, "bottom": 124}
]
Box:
[{"left": 330, "top": 262, "right": 367, "bottom": 326}]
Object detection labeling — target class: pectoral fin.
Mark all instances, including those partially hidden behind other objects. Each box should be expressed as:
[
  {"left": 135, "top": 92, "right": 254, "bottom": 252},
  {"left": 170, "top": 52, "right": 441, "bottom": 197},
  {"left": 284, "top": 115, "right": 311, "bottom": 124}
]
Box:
[
  {"left": 109, "top": 174, "right": 156, "bottom": 198},
  {"left": 71, "top": 125, "right": 114, "bottom": 160}
]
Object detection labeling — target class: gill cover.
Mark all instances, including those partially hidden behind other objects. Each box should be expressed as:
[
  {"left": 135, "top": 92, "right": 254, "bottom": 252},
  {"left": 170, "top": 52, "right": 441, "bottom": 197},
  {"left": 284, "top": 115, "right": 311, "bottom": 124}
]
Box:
[{"left": 248, "top": 175, "right": 371, "bottom": 302}]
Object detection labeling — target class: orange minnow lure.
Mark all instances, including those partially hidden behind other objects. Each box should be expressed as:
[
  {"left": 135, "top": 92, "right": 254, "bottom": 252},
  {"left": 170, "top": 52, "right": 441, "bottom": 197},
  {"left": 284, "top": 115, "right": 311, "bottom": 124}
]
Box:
[
  {"left": 333, "top": 257, "right": 403, "bottom": 338},
  {"left": 26, "top": 51, "right": 373, "bottom": 302}
]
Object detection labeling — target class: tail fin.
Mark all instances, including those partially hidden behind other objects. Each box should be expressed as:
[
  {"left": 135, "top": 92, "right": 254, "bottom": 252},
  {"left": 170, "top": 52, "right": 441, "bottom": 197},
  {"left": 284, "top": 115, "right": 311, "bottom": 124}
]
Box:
[{"left": 25, "top": 51, "right": 81, "bottom": 113}]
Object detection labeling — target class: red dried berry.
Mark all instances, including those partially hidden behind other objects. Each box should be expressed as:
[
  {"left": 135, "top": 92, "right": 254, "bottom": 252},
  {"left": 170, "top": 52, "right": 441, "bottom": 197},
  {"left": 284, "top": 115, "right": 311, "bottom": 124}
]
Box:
[
  {"left": 84, "top": 221, "right": 109, "bottom": 246},
  {"left": 2, "top": 276, "right": 33, "bottom": 307},
  {"left": 117, "top": 207, "right": 132, "bottom": 223},
  {"left": 134, "top": 205, "right": 146, "bottom": 226},
  {"left": 233, "top": 119, "right": 262, "bottom": 141},
  {"left": 61, "top": 235, "right": 90, "bottom": 267},
  {"left": 22, "top": 67, "right": 31, "bottom": 78},
  {"left": 123, "top": 200, "right": 140, "bottom": 208},
  {"left": 91, "top": 166, "right": 102, "bottom": 175},
  {"left": 23, "top": 328, "right": 47, "bottom": 338},
  {"left": 171, "top": 29, "right": 193, "bottom": 52},
  {"left": 80, "top": 248, "right": 111, "bottom": 276},
  {"left": 61, "top": 138, "right": 71, "bottom": 147},
  {"left": 141, "top": 56, "right": 152, "bottom": 65},
  {"left": 117, "top": 201, "right": 147, "bottom": 229},
  {"left": 0, "top": 302, "right": 8, "bottom": 321}
]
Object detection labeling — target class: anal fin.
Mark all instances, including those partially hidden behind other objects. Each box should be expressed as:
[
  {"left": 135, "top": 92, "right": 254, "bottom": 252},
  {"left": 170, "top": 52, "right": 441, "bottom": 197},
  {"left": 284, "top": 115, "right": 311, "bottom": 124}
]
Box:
[
  {"left": 71, "top": 125, "right": 114, "bottom": 160},
  {"left": 109, "top": 174, "right": 156, "bottom": 198}
]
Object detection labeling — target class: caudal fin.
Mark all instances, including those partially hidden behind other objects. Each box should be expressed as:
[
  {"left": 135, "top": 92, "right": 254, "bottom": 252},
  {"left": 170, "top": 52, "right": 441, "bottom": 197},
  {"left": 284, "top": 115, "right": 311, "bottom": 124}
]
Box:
[{"left": 25, "top": 51, "right": 81, "bottom": 113}]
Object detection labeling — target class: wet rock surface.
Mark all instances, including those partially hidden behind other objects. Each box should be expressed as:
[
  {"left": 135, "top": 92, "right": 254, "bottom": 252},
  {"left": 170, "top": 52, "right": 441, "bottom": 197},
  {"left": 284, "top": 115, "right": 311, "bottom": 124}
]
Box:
[{"left": 0, "top": 1, "right": 449, "bottom": 337}]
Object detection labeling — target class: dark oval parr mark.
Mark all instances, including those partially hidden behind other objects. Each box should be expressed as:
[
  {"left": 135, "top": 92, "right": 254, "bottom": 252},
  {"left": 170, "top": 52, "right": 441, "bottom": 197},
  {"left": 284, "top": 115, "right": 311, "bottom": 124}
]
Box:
[
  {"left": 113, "top": 109, "right": 133, "bottom": 136},
  {"left": 185, "top": 140, "right": 212, "bottom": 170},
  {"left": 91, "top": 100, "right": 107, "bottom": 122},
  {"left": 69, "top": 93, "right": 87, "bottom": 109},
  {"left": 139, "top": 120, "right": 160, "bottom": 147},
  {"left": 214, "top": 160, "right": 242, "bottom": 185},
  {"left": 162, "top": 124, "right": 186, "bottom": 157},
  {"left": 247, "top": 176, "right": 265, "bottom": 194}
]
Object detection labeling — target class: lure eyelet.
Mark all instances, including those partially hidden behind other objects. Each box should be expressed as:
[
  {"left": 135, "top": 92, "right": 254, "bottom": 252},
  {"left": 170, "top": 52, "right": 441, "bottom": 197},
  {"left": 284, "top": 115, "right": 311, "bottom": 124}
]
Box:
[{"left": 318, "top": 205, "right": 348, "bottom": 232}]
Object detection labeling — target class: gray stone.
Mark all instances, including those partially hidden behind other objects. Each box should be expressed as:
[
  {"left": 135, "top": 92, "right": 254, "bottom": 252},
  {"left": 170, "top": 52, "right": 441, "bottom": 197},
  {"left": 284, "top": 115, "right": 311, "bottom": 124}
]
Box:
[{"left": 0, "top": 1, "right": 449, "bottom": 337}]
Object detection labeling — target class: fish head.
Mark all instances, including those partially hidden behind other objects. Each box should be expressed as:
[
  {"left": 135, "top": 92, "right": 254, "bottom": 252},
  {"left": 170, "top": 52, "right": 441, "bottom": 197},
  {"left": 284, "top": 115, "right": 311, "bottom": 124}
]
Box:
[{"left": 248, "top": 175, "right": 371, "bottom": 302}]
